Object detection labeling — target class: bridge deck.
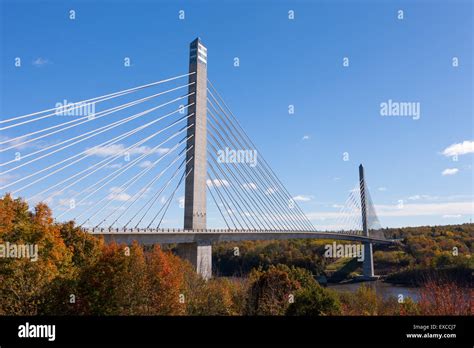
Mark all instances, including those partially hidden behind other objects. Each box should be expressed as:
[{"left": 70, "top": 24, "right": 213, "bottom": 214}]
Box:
[{"left": 84, "top": 228, "right": 394, "bottom": 245}]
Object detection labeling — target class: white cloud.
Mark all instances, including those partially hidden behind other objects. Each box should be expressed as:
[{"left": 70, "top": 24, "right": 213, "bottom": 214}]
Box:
[
  {"left": 207, "top": 178, "right": 229, "bottom": 188},
  {"left": 178, "top": 196, "right": 185, "bottom": 208},
  {"left": 43, "top": 196, "right": 54, "bottom": 205},
  {"left": 307, "top": 211, "right": 350, "bottom": 220},
  {"left": 302, "top": 135, "right": 310, "bottom": 141},
  {"left": 58, "top": 198, "right": 70, "bottom": 207},
  {"left": 0, "top": 136, "right": 38, "bottom": 151},
  {"left": 407, "top": 194, "right": 464, "bottom": 202},
  {"left": 265, "top": 187, "right": 277, "bottom": 195},
  {"left": 139, "top": 160, "right": 153, "bottom": 168},
  {"left": 0, "top": 174, "right": 16, "bottom": 185},
  {"left": 373, "top": 201, "right": 472, "bottom": 217},
  {"left": 442, "top": 140, "right": 474, "bottom": 157},
  {"left": 293, "top": 195, "right": 313, "bottom": 202},
  {"left": 442, "top": 168, "right": 459, "bottom": 176},
  {"left": 242, "top": 182, "right": 257, "bottom": 190},
  {"left": 86, "top": 144, "right": 169, "bottom": 157},
  {"left": 108, "top": 192, "right": 130, "bottom": 201},
  {"left": 408, "top": 194, "right": 426, "bottom": 200},
  {"left": 106, "top": 163, "right": 123, "bottom": 169},
  {"left": 307, "top": 201, "right": 473, "bottom": 220},
  {"left": 378, "top": 187, "right": 387, "bottom": 191},
  {"left": 442, "top": 214, "right": 462, "bottom": 218},
  {"left": 32, "top": 57, "right": 50, "bottom": 67},
  {"left": 320, "top": 224, "right": 355, "bottom": 231},
  {"left": 107, "top": 187, "right": 130, "bottom": 201},
  {"left": 39, "top": 189, "right": 68, "bottom": 206}
]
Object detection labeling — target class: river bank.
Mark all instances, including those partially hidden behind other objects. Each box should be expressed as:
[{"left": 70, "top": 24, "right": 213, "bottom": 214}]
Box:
[{"left": 327, "top": 280, "right": 420, "bottom": 301}]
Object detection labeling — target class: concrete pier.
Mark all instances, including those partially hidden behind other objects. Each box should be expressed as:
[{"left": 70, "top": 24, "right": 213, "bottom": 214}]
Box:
[{"left": 176, "top": 241, "right": 212, "bottom": 280}]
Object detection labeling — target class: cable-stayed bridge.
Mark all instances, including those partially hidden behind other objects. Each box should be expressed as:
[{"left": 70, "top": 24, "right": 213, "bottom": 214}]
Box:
[{"left": 0, "top": 38, "right": 393, "bottom": 279}]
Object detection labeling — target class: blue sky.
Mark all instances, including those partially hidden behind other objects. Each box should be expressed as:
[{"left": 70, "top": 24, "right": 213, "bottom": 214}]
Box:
[{"left": 0, "top": 0, "right": 472, "bottom": 229}]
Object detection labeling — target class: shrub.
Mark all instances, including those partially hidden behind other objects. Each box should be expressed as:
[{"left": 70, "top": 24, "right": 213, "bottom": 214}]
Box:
[
  {"left": 286, "top": 285, "right": 341, "bottom": 316},
  {"left": 418, "top": 280, "right": 471, "bottom": 315}
]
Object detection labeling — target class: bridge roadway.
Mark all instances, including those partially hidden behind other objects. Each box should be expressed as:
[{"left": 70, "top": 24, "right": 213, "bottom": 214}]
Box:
[{"left": 84, "top": 228, "right": 394, "bottom": 245}]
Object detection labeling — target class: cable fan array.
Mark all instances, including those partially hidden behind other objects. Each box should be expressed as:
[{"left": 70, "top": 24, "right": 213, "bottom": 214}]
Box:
[
  {"left": 205, "top": 81, "right": 315, "bottom": 231},
  {"left": 332, "top": 179, "right": 383, "bottom": 237},
  {"left": 0, "top": 73, "right": 197, "bottom": 229}
]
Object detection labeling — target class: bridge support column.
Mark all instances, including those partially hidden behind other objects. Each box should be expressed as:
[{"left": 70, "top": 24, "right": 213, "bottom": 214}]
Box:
[
  {"left": 362, "top": 242, "right": 374, "bottom": 278},
  {"left": 359, "top": 164, "right": 377, "bottom": 280},
  {"left": 176, "top": 241, "right": 212, "bottom": 280}
]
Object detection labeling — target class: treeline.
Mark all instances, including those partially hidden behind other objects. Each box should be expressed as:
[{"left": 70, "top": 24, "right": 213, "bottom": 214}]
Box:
[
  {"left": 212, "top": 225, "right": 474, "bottom": 284},
  {"left": 381, "top": 224, "right": 473, "bottom": 266},
  {"left": 376, "top": 224, "right": 473, "bottom": 285},
  {"left": 0, "top": 194, "right": 471, "bottom": 316},
  {"left": 213, "top": 239, "right": 328, "bottom": 277}
]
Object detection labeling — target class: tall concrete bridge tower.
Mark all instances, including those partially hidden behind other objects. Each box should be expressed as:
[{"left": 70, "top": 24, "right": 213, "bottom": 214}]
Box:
[
  {"left": 359, "top": 164, "right": 376, "bottom": 279},
  {"left": 177, "top": 38, "right": 212, "bottom": 279}
]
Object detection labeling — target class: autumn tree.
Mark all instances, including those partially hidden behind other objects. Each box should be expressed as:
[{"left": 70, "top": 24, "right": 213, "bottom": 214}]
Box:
[
  {"left": 184, "top": 275, "right": 247, "bottom": 316},
  {"left": 145, "top": 245, "right": 186, "bottom": 315},
  {"left": 286, "top": 283, "right": 341, "bottom": 316},
  {"left": 73, "top": 242, "right": 149, "bottom": 315},
  {"left": 0, "top": 195, "right": 74, "bottom": 315},
  {"left": 246, "top": 265, "right": 301, "bottom": 315},
  {"left": 418, "top": 280, "right": 471, "bottom": 315},
  {"left": 338, "top": 285, "right": 380, "bottom": 316}
]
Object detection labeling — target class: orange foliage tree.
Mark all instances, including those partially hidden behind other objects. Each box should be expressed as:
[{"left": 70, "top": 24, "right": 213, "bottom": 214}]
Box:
[
  {"left": 145, "top": 245, "right": 186, "bottom": 315},
  {"left": 418, "top": 280, "right": 472, "bottom": 315},
  {"left": 0, "top": 194, "right": 74, "bottom": 315}
]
